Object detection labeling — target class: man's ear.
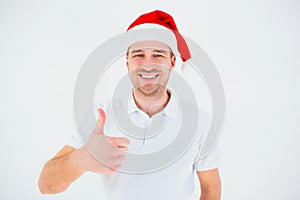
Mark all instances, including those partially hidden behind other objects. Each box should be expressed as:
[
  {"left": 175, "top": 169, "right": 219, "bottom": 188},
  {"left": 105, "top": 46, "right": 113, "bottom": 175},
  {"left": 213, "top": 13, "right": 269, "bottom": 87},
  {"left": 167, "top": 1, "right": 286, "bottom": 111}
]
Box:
[
  {"left": 126, "top": 55, "right": 129, "bottom": 69},
  {"left": 171, "top": 55, "right": 176, "bottom": 68}
]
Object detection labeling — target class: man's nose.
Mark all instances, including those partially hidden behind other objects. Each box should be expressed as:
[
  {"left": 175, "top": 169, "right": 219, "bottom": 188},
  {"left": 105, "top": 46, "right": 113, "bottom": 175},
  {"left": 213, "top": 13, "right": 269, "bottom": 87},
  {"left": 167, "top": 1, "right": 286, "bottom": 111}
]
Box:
[
  {"left": 141, "top": 54, "right": 160, "bottom": 66},
  {"left": 142, "top": 54, "right": 153, "bottom": 64}
]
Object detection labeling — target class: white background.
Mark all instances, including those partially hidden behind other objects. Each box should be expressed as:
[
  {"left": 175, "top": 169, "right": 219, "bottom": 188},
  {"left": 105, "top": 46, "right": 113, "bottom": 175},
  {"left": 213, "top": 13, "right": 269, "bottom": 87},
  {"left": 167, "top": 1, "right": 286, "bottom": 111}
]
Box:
[{"left": 1, "top": 0, "right": 299, "bottom": 199}]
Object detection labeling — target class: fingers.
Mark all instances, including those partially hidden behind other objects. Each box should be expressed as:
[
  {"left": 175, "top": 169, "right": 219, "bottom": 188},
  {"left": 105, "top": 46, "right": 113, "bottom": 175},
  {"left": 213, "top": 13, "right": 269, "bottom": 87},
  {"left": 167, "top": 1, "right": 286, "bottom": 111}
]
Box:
[
  {"left": 97, "top": 108, "right": 106, "bottom": 134},
  {"left": 118, "top": 146, "right": 128, "bottom": 152},
  {"left": 106, "top": 136, "right": 130, "bottom": 148},
  {"left": 98, "top": 150, "right": 127, "bottom": 171}
]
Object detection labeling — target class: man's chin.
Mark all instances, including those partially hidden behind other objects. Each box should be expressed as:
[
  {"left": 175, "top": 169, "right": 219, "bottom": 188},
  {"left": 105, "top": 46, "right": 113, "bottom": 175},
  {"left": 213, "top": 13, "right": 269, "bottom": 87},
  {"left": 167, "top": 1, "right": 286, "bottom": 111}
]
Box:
[
  {"left": 138, "top": 89, "right": 157, "bottom": 96},
  {"left": 137, "top": 85, "right": 166, "bottom": 97}
]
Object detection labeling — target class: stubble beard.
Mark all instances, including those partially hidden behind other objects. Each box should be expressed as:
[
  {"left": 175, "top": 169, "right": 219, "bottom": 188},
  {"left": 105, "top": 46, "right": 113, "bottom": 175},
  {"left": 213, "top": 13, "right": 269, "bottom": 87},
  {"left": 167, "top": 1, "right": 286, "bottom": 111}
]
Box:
[
  {"left": 129, "top": 66, "right": 171, "bottom": 98},
  {"left": 136, "top": 83, "right": 166, "bottom": 98}
]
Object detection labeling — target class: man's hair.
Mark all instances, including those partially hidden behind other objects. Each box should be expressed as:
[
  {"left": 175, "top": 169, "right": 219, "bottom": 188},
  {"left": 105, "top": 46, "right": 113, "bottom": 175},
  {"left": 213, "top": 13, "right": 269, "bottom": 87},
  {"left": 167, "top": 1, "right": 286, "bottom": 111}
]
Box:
[{"left": 126, "top": 45, "right": 175, "bottom": 59}]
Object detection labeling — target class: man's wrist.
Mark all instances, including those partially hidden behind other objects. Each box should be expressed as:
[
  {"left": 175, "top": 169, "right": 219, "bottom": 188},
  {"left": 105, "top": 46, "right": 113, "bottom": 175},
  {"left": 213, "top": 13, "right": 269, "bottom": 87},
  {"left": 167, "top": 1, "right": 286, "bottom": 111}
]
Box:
[{"left": 68, "top": 147, "right": 89, "bottom": 175}]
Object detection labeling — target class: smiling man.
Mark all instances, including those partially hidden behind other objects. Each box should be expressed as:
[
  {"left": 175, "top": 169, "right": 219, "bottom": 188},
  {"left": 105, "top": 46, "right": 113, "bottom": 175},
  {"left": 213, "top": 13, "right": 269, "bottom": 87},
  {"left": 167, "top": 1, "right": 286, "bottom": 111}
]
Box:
[{"left": 38, "top": 10, "right": 222, "bottom": 200}]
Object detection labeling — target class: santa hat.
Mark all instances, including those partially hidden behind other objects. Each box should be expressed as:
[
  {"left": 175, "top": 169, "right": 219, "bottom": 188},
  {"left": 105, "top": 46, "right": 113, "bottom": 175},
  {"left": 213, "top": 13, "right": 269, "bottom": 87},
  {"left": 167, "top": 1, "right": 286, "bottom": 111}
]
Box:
[{"left": 127, "top": 10, "right": 191, "bottom": 62}]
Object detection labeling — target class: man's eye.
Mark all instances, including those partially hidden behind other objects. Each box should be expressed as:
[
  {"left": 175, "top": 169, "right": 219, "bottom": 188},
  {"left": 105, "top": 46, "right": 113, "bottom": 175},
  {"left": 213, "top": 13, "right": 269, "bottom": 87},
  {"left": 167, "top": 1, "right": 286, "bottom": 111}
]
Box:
[
  {"left": 153, "top": 54, "right": 164, "bottom": 58},
  {"left": 133, "top": 54, "right": 144, "bottom": 57}
]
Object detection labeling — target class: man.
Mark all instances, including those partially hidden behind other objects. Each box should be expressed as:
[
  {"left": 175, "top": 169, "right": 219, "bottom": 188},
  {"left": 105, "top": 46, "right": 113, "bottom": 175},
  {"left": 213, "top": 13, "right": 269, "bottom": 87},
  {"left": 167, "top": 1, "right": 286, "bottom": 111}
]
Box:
[{"left": 38, "top": 10, "right": 222, "bottom": 200}]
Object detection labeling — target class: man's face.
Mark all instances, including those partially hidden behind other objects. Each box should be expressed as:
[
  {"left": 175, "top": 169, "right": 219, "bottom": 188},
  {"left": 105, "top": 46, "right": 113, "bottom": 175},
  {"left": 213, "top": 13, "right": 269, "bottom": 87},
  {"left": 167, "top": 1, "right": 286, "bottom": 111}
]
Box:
[{"left": 126, "top": 41, "right": 176, "bottom": 97}]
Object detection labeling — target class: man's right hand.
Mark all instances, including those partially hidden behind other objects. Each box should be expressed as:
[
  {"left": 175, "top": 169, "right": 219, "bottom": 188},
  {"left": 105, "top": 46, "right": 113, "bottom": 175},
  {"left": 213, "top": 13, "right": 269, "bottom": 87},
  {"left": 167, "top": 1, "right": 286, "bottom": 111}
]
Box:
[
  {"left": 38, "top": 108, "right": 129, "bottom": 194},
  {"left": 79, "top": 108, "right": 130, "bottom": 174}
]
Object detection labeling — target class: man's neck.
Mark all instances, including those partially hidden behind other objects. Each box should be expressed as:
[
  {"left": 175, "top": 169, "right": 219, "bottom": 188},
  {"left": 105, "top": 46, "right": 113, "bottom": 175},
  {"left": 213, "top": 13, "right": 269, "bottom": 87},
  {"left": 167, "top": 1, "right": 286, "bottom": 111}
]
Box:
[{"left": 133, "top": 89, "right": 170, "bottom": 117}]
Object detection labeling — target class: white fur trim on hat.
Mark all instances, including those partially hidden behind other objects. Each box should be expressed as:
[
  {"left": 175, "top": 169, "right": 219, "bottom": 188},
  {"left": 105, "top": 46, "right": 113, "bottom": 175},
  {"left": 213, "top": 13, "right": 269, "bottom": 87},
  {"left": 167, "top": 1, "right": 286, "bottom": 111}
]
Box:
[{"left": 126, "top": 23, "right": 178, "bottom": 54}]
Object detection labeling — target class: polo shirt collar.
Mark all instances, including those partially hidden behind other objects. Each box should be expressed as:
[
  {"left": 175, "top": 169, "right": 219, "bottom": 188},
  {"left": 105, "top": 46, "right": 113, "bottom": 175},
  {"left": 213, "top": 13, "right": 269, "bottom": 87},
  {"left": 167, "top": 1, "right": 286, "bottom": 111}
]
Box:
[{"left": 127, "top": 89, "right": 179, "bottom": 119}]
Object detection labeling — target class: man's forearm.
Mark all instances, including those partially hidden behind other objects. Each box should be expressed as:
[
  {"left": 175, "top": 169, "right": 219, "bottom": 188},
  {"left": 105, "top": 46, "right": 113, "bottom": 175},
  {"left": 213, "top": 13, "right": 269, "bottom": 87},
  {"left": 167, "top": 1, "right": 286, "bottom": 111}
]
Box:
[{"left": 38, "top": 148, "right": 84, "bottom": 194}]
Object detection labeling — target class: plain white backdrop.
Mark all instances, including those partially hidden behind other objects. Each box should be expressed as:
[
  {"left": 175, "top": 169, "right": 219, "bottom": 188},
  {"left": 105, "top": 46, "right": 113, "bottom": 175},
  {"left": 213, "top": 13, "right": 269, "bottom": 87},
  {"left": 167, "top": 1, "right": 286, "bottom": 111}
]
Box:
[{"left": 1, "top": 0, "right": 299, "bottom": 199}]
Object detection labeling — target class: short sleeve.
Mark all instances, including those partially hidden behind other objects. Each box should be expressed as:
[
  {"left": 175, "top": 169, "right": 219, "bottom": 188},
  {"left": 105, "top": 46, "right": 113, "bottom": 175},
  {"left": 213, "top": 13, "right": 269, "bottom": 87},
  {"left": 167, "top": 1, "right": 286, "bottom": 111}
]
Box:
[
  {"left": 194, "top": 145, "right": 222, "bottom": 171},
  {"left": 66, "top": 131, "right": 84, "bottom": 149},
  {"left": 193, "top": 108, "right": 222, "bottom": 171}
]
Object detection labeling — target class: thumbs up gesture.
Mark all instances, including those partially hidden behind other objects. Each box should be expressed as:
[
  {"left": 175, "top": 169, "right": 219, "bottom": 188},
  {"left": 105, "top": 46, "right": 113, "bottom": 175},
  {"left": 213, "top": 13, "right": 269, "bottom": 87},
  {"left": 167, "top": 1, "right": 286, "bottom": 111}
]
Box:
[{"left": 83, "top": 108, "right": 130, "bottom": 174}]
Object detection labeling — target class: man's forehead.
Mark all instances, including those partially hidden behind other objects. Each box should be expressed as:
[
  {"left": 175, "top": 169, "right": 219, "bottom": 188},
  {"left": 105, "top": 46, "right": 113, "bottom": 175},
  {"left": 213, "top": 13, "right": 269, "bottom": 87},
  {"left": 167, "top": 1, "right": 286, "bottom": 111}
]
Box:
[{"left": 128, "top": 41, "right": 171, "bottom": 52}]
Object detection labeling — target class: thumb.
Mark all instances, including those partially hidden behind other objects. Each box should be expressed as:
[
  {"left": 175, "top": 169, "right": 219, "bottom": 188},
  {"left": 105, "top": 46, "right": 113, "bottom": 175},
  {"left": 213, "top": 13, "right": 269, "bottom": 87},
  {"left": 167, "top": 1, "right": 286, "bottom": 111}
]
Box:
[{"left": 97, "top": 108, "right": 106, "bottom": 134}]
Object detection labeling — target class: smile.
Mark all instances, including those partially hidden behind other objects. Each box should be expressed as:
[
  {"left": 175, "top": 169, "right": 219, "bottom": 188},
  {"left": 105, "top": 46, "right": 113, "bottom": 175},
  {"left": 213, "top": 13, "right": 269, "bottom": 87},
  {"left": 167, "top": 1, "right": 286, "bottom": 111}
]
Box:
[{"left": 138, "top": 74, "right": 159, "bottom": 79}]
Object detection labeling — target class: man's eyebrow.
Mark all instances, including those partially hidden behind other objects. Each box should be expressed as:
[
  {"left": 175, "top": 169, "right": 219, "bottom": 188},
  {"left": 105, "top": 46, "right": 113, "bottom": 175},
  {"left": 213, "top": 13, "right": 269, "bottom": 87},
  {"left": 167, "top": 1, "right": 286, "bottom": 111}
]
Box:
[
  {"left": 153, "top": 49, "right": 168, "bottom": 54},
  {"left": 130, "top": 49, "right": 143, "bottom": 54}
]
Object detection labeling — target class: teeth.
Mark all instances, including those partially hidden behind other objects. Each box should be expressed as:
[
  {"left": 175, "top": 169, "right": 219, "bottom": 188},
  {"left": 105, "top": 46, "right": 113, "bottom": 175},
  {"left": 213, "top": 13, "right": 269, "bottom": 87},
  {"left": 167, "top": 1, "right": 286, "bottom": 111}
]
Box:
[{"left": 141, "top": 75, "right": 156, "bottom": 79}]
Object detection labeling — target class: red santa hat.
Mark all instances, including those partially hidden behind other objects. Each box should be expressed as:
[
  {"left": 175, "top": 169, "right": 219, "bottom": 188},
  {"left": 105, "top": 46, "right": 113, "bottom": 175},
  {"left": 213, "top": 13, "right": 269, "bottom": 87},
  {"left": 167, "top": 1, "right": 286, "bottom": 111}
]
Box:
[{"left": 127, "top": 10, "right": 191, "bottom": 62}]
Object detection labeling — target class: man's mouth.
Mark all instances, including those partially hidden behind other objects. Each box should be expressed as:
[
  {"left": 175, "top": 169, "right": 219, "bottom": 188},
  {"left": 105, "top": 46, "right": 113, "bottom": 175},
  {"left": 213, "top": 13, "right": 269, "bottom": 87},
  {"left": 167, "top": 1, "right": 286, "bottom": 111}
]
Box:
[{"left": 138, "top": 74, "right": 159, "bottom": 79}]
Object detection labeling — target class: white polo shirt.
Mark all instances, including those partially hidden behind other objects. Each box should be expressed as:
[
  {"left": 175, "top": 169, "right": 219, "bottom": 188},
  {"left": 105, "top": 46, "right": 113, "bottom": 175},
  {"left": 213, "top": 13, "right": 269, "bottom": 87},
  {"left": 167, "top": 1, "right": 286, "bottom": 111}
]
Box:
[{"left": 67, "top": 91, "right": 221, "bottom": 200}]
